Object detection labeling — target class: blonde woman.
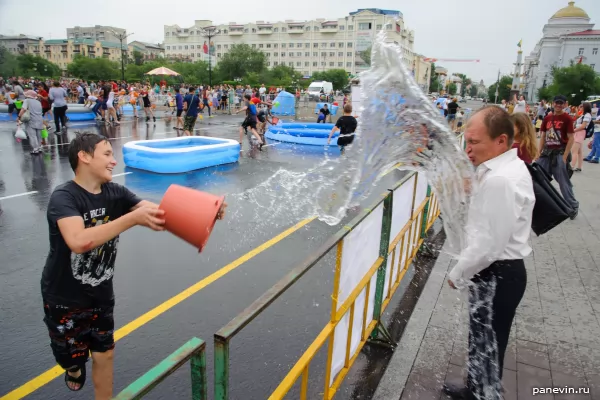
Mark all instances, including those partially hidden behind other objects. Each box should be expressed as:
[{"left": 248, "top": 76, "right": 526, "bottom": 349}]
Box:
[{"left": 510, "top": 112, "right": 538, "bottom": 164}]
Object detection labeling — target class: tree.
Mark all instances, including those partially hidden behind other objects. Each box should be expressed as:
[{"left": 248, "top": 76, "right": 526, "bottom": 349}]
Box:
[
  {"left": 217, "top": 44, "right": 267, "bottom": 81},
  {"left": 260, "top": 64, "right": 302, "bottom": 88},
  {"left": 453, "top": 73, "right": 472, "bottom": 97},
  {"left": 67, "top": 55, "right": 119, "bottom": 80},
  {"left": 16, "top": 54, "right": 61, "bottom": 77},
  {"left": 469, "top": 85, "right": 479, "bottom": 97},
  {"left": 535, "top": 63, "right": 600, "bottom": 105},
  {"left": 487, "top": 75, "right": 512, "bottom": 103},
  {"left": 448, "top": 82, "right": 457, "bottom": 95},
  {"left": 359, "top": 46, "right": 371, "bottom": 66},
  {"left": 429, "top": 62, "right": 441, "bottom": 93},
  {"left": 0, "top": 46, "right": 19, "bottom": 77},
  {"left": 132, "top": 50, "right": 145, "bottom": 66},
  {"left": 311, "top": 69, "right": 348, "bottom": 90}
]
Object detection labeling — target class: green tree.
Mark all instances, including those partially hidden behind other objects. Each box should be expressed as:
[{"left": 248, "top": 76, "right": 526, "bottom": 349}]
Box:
[
  {"left": 487, "top": 75, "right": 512, "bottom": 103},
  {"left": 260, "top": 64, "right": 302, "bottom": 87},
  {"left": 448, "top": 82, "right": 457, "bottom": 95},
  {"left": 217, "top": 44, "right": 267, "bottom": 81},
  {"left": 535, "top": 63, "right": 600, "bottom": 105},
  {"left": 67, "top": 55, "right": 119, "bottom": 80},
  {"left": 132, "top": 50, "right": 145, "bottom": 66},
  {"left": 311, "top": 69, "right": 348, "bottom": 90},
  {"left": 0, "top": 46, "right": 19, "bottom": 77},
  {"left": 469, "top": 85, "right": 479, "bottom": 97},
  {"left": 359, "top": 46, "right": 372, "bottom": 66},
  {"left": 453, "top": 73, "right": 472, "bottom": 96},
  {"left": 15, "top": 53, "right": 60, "bottom": 77},
  {"left": 429, "top": 63, "right": 441, "bottom": 93}
]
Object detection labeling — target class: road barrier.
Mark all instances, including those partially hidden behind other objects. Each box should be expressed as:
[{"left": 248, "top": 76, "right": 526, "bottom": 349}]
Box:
[
  {"left": 112, "top": 337, "right": 207, "bottom": 400},
  {"left": 213, "top": 171, "right": 440, "bottom": 399}
]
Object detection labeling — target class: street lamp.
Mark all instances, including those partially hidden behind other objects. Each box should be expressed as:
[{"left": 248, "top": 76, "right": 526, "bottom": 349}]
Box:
[
  {"left": 108, "top": 30, "right": 134, "bottom": 81},
  {"left": 199, "top": 26, "right": 221, "bottom": 86}
]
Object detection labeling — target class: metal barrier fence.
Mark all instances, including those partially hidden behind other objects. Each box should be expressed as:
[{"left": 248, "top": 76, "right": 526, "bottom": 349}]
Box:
[
  {"left": 213, "top": 171, "right": 440, "bottom": 399},
  {"left": 112, "top": 337, "right": 207, "bottom": 400}
]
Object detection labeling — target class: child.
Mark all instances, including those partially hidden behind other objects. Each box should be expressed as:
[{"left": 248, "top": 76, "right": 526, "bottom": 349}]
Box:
[
  {"left": 317, "top": 104, "right": 330, "bottom": 123},
  {"left": 6, "top": 87, "right": 17, "bottom": 120},
  {"left": 236, "top": 94, "right": 263, "bottom": 146},
  {"left": 456, "top": 111, "right": 465, "bottom": 133},
  {"left": 85, "top": 90, "right": 98, "bottom": 108},
  {"left": 327, "top": 103, "right": 357, "bottom": 154},
  {"left": 535, "top": 115, "right": 543, "bottom": 137}
]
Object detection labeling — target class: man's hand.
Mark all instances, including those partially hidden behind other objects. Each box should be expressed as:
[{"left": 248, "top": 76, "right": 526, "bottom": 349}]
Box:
[
  {"left": 217, "top": 202, "right": 227, "bottom": 220},
  {"left": 132, "top": 207, "right": 166, "bottom": 231},
  {"left": 563, "top": 153, "right": 569, "bottom": 164},
  {"left": 448, "top": 279, "right": 457, "bottom": 289}
]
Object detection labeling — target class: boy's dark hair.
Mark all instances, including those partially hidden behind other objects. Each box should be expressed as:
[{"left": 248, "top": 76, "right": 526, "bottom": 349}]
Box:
[
  {"left": 244, "top": 94, "right": 251, "bottom": 100},
  {"left": 68, "top": 133, "right": 109, "bottom": 172},
  {"left": 188, "top": 86, "right": 195, "bottom": 93}
]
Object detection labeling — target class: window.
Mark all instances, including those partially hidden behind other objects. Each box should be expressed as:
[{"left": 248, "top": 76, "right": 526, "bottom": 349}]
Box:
[
  {"left": 591, "top": 64, "right": 596, "bottom": 70},
  {"left": 281, "top": 52, "right": 286, "bottom": 57},
  {"left": 321, "top": 52, "right": 326, "bottom": 56},
  {"left": 338, "top": 52, "right": 343, "bottom": 57},
  {"left": 338, "top": 42, "right": 344, "bottom": 48},
  {"left": 223, "top": 29, "right": 228, "bottom": 34},
  {"left": 191, "top": 53, "right": 195, "bottom": 57},
  {"left": 321, "top": 42, "right": 327, "bottom": 48},
  {"left": 386, "top": 24, "right": 393, "bottom": 30},
  {"left": 338, "top": 62, "right": 343, "bottom": 67},
  {"left": 267, "top": 62, "right": 270, "bottom": 66},
  {"left": 313, "top": 61, "right": 318, "bottom": 66},
  {"left": 305, "top": 26, "right": 310, "bottom": 31},
  {"left": 305, "top": 43, "right": 310, "bottom": 48},
  {"left": 339, "top": 26, "right": 345, "bottom": 31},
  {"left": 289, "top": 43, "right": 294, "bottom": 48},
  {"left": 593, "top": 48, "right": 598, "bottom": 55},
  {"left": 266, "top": 52, "right": 271, "bottom": 57},
  {"left": 313, "top": 52, "right": 318, "bottom": 57},
  {"left": 197, "top": 53, "right": 201, "bottom": 57},
  {"left": 274, "top": 61, "right": 278, "bottom": 66},
  {"left": 347, "top": 42, "right": 353, "bottom": 48},
  {"left": 296, "top": 62, "right": 301, "bottom": 66},
  {"left": 314, "top": 27, "right": 319, "bottom": 32},
  {"left": 274, "top": 52, "right": 278, "bottom": 56},
  {"left": 217, "top": 45, "right": 221, "bottom": 49},
  {"left": 305, "top": 61, "right": 309, "bottom": 66},
  {"left": 348, "top": 25, "right": 354, "bottom": 31},
  {"left": 282, "top": 43, "right": 286, "bottom": 48},
  {"left": 267, "top": 43, "right": 271, "bottom": 48},
  {"left": 166, "top": 32, "right": 170, "bottom": 36},
  {"left": 346, "top": 62, "right": 351, "bottom": 67},
  {"left": 252, "top": 44, "right": 256, "bottom": 48},
  {"left": 252, "top": 28, "right": 256, "bottom": 33},
  {"left": 329, "top": 62, "right": 334, "bottom": 66},
  {"left": 305, "top": 52, "right": 310, "bottom": 56},
  {"left": 347, "top": 52, "right": 352, "bottom": 57},
  {"left": 224, "top": 44, "right": 229, "bottom": 49},
  {"left": 313, "top": 43, "right": 318, "bottom": 48},
  {"left": 259, "top": 44, "right": 263, "bottom": 48},
  {"left": 178, "top": 46, "right": 182, "bottom": 50},
  {"left": 297, "top": 43, "right": 302, "bottom": 47},
  {"left": 579, "top": 48, "right": 584, "bottom": 55},
  {"left": 329, "top": 52, "right": 335, "bottom": 57},
  {"left": 288, "top": 62, "right": 293, "bottom": 66},
  {"left": 274, "top": 28, "right": 279, "bottom": 32},
  {"left": 376, "top": 24, "right": 382, "bottom": 30},
  {"left": 297, "top": 52, "right": 302, "bottom": 56},
  {"left": 321, "top": 62, "right": 326, "bottom": 66},
  {"left": 282, "top": 27, "right": 287, "bottom": 32},
  {"left": 244, "top": 28, "right": 248, "bottom": 33},
  {"left": 217, "top": 53, "right": 221, "bottom": 57},
  {"left": 166, "top": 46, "right": 170, "bottom": 50},
  {"left": 330, "top": 42, "right": 335, "bottom": 47},
  {"left": 359, "top": 23, "right": 371, "bottom": 30},
  {"left": 274, "top": 44, "right": 278, "bottom": 48}
]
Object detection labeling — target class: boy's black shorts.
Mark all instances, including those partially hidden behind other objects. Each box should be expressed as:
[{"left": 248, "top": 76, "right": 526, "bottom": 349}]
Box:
[
  {"left": 242, "top": 117, "right": 257, "bottom": 130},
  {"left": 43, "top": 302, "right": 115, "bottom": 369}
]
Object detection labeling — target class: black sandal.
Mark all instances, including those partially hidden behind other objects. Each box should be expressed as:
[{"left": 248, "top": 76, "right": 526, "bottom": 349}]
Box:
[{"left": 64, "top": 366, "right": 86, "bottom": 391}]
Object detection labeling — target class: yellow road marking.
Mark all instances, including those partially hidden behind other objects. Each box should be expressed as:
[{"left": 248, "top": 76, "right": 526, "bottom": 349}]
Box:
[{"left": 1, "top": 217, "right": 315, "bottom": 400}]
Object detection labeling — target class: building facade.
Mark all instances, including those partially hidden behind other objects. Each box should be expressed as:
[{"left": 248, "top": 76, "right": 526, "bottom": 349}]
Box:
[
  {"left": 67, "top": 25, "right": 126, "bottom": 43},
  {"left": 524, "top": 2, "right": 600, "bottom": 102},
  {"left": 163, "top": 9, "right": 428, "bottom": 85},
  {"left": 0, "top": 34, "right": 44, "bottom": 55},
  {"left": 128, "top": 41, "right": 165, "bottom": 60}
]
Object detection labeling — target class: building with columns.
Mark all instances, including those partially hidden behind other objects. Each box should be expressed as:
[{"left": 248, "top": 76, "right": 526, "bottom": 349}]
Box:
[
  {"left": 524, "top": 1, "right": 600, "bottom": 102},
  {"left": 163, "top": 9, "right": 430, "bottom": 87}
]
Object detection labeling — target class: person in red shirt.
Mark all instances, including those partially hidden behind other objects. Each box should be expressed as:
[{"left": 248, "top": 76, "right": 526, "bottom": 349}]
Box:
[
  {"left": 537, "top": 94, "right": 579, "bottom": 217},
  {"left": 36, "top": 82, "right": 52, "bottom": 132},
  {"left": 510, "top": 112, "right": 538, "bottom": 164}
]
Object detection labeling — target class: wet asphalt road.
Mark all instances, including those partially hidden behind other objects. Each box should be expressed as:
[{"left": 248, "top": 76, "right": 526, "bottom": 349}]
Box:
[{"left": 0, "top": 111, "right": 409, "bottom": 400}]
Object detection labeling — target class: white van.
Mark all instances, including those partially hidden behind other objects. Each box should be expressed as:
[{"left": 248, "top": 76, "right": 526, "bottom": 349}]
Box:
[{"left": 307, "top": 81, "right": 333, "bottom": 100}]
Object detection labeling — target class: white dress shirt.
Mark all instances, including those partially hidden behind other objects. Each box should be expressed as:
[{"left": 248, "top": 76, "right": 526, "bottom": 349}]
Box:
[{"left": 448, "top": 148, "right": 535, "bottom": 287}]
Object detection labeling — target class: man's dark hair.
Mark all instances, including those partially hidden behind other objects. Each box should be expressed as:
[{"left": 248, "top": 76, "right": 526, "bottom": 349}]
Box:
[
  {"left": 244, "top": 94, "right": 251, "bottom": 100},
  {"left": 476, "top": 106, "right": 514, "bottom": 146},
  {"left": 582, "top": 102, "right": 592, "bottom": 115},
  {"left": 52, "top": 81, "right": 60, "bottom": 87},
  {"left": 68, "top": 133, "right": 109, "bottom": 172},
  {"left": 188, "top": 86, "right": 195, "bottom": 93}
]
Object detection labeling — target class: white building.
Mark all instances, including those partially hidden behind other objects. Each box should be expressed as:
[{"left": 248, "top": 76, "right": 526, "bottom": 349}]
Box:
[
  {"left": 67, "top": 25, "right": 127, "bottom": 43},
  {"left": 163, "top": 9, "right": 425, "bottom": 81},
  {"left": 524, "top": 2, "right": 600, "bottom": 102}
]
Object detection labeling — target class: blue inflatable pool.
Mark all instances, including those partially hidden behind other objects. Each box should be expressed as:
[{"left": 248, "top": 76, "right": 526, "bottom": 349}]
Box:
[
  {"left": 123, "top": 137, "right": 240, "bottom": 173},
  {"left": 265, "top": 122, "right": 339, "bottom": 146}
]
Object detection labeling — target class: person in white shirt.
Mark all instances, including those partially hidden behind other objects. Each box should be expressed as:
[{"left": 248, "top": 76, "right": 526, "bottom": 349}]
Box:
[
  {"left": 513, "top": 94, "right": 527, "bottom": 114},
  {"left": 259, "top": 84, "right": 266, "bottom": 102},
  {"left": 443, "top": 106, "right": 535, "bottom": 400}
]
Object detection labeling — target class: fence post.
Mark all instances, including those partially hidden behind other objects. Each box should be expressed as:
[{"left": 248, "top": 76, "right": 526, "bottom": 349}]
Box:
[
  {"left": 370, "top": 190, "right": 393, "bottom": 338},
  {"left": 191, "top": 347, "right": 207, "bottom": 400},
  {"left": 420, "top": 186, "right": 432, "bottom": 239},
  {"left": 214, "top": 338, "right": 229, "bottom": 400}
]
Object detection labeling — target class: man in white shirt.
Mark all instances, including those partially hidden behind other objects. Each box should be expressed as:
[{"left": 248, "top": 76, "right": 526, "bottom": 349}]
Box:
[
  {"left": 443, "top": 106, "right": 535, "bottom": 400},
  {"left": 259, "top": 84, "right": 266, "bottom": 102},
  {"left": 513, "top": 94, "right": 527, "bottom": 114}
]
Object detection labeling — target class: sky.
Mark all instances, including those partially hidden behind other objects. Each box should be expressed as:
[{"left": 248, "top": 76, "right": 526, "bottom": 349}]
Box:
[{"left": 0, "top": 0, "right": 598, "bottom": 85}]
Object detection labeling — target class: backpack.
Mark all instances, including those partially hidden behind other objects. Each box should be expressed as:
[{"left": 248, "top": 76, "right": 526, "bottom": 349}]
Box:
[{"left": 584, "top": 113, "right": 594, "bottom": 139}]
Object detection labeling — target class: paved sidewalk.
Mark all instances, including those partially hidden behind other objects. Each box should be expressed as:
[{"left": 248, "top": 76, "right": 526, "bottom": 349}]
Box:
[{"left": 373, "top": 156, "right": 600, "bottom": 400}]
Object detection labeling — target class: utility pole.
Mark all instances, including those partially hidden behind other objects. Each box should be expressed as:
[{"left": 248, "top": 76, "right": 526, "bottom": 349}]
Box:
[
  {"left": 494, "top": 69, "right": 500, "bottom": 104},
  {"left": 108, "top": 30, "right": 134, "bottom": 81},
  {"left": 200, "top": 26, "right": 221, "bottom": 86}
]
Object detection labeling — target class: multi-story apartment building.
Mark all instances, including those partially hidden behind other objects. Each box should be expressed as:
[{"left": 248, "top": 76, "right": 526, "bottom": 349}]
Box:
[
  {"left": 0, "top": 34, "right": 44, "bottom": 55},
  {"left": 31, "top": 39, "right": 127, "bottom": 70},
  {"left": 163, "top": 8, "right": 427, "bottom": 83},
  {"left": 128, "top": 41, "right": 165, "bottom": 60},
  {"left": 67, "top": 25, "right": 126, "bottom": 43}
]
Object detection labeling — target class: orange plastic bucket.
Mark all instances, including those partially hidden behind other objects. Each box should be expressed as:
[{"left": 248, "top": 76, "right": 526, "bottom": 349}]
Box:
[{"left": 159, "top": 184, "right": 225, "bottom": 252}]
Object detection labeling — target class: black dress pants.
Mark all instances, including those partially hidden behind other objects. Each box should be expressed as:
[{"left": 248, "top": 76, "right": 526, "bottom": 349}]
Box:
[{"left": 467, "top": 259, "right": 526, "bottom": 399}]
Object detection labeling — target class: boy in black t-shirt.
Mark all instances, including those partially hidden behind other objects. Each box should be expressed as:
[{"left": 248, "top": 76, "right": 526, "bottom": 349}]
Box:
[
  {"left": 327, "top": 103, "right": 357, "bottom": 154},
  {"left": 317, "top": 104, "right": 331, "bottom": 123},
  {"left": 42, "top": 134, "right": 168, "bottom": 397}
]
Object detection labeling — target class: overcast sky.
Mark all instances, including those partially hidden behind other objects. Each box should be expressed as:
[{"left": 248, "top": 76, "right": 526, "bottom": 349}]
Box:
[{"left": 0, "top": 0, "right": 597, "bottom": 85}]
